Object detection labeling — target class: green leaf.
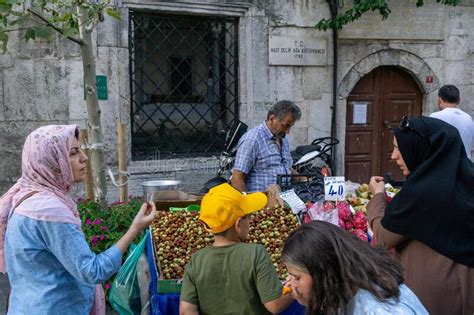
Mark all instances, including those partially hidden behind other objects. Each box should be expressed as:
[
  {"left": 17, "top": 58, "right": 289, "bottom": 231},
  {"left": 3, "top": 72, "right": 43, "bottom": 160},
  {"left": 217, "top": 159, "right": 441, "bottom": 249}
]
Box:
[
  {"left": 62, "top": 26, "right": 77, "bottom": 37},
  {"left": 0, "top": 28, "right": 8, "bottom": 52},
  {"left": 24, "top": 28, "right": 35, "bottom": 41},
  {"left": 105, "top": 7, "right": 121, "bottom": 20},
  {"left": 35, "top": 25, "right": 52, "bottom": 40},
  {"left": 9, "top": 12, "right": 28, "bottom": 26}
]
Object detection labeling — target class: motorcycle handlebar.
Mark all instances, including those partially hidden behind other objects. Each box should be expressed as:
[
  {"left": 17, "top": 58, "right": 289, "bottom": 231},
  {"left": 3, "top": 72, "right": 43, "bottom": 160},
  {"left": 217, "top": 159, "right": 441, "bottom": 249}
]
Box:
[{"left": 310, "top": 137, "right": 339, "bottom": 155}]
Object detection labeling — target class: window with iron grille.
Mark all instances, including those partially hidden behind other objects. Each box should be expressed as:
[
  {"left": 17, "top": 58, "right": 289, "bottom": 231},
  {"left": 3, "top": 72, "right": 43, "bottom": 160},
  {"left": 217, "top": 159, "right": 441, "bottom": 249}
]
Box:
[{"left": 129, "top": 11, "right": 240, "bottom": 160}]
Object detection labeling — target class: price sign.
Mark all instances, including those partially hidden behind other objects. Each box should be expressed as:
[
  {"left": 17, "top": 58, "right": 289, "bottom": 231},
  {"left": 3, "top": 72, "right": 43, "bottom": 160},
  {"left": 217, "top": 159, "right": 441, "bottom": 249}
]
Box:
[
  {"left": 324, "top": 176, "right": 346, "bottom": 201},
  {"left": 279, "top": 189, "right": 306, "bottom": 214}
]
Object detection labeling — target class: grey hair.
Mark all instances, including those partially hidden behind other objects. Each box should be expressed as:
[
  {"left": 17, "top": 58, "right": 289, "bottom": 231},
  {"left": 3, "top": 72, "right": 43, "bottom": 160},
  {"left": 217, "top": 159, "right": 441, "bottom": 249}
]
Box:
[{"left": 267, "top": 100, "right": 302, "bottom": 121}]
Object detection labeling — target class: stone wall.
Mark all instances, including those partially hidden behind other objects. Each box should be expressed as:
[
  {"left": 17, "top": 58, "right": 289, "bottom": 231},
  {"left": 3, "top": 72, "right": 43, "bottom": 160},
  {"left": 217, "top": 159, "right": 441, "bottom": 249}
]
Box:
[
  {"left": 1, "top": 0, "right": 473, "bottom": 198},
  {"left": 333, "top": 1, "right": 474, "bottom": 173}
]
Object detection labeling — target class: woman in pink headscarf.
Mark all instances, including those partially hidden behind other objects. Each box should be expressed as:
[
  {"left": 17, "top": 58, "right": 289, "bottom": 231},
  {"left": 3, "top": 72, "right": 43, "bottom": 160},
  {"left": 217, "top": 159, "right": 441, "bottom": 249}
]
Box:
[{"left": 0, "top": 125, "right": 156, "bottom": 314}]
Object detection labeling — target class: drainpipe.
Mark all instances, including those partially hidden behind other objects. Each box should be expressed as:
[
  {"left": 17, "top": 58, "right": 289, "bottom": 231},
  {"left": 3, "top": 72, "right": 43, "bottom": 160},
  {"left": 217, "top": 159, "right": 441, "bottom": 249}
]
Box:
[{"left": 328, "top": 0, "right": 338, "bottom": 174}]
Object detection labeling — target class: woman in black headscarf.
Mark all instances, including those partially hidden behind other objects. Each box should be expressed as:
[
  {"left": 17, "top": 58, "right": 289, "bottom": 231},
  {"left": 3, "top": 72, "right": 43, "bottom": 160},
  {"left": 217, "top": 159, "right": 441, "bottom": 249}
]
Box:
[{"left": 367, "top": 116, "right": 474, "bottom": 315}]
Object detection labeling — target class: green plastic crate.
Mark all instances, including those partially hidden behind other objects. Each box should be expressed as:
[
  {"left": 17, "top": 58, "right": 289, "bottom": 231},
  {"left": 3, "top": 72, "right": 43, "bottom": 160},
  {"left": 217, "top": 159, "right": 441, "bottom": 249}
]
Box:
[{"left": 158, "top": 279, "right": 182, "bottom": 294}]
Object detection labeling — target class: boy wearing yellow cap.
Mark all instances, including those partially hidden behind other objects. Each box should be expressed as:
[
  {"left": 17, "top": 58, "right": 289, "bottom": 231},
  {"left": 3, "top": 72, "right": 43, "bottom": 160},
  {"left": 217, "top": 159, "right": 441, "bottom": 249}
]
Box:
[{"left": 179, "top": 183, "right": 294, "bottom": 315}]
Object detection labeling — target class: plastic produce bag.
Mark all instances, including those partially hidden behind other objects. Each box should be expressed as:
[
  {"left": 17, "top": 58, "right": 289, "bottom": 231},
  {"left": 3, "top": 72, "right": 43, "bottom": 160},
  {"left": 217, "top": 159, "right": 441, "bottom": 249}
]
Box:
[
  {"left": 307, "top": 201, "right": 339, "bottom": 226},
  {"left": 109, "top": 232, "right": 149, "bottom": 315}
]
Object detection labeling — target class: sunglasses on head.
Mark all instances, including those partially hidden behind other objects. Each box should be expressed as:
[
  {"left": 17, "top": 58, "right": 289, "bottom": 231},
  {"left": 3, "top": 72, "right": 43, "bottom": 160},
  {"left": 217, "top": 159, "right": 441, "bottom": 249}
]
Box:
[{"left": 398, "top": 116, "right": 428, "bottom": 139}]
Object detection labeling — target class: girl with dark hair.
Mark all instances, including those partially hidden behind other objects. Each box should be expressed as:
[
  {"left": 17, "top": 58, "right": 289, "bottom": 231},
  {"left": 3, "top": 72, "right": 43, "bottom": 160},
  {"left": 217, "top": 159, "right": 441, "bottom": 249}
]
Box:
[
  {"left": 367, "top": 116, "right": 474, "bottom": 315},
  {"left": 281, "top": 220, "right": 427, "bottom": 315}
]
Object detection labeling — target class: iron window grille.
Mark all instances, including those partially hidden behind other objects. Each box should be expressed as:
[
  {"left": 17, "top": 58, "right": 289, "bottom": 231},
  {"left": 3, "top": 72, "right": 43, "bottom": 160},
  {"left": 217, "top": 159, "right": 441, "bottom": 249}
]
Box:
[{"left": 129, "top": 11, "right": 240, "bottom": 160}]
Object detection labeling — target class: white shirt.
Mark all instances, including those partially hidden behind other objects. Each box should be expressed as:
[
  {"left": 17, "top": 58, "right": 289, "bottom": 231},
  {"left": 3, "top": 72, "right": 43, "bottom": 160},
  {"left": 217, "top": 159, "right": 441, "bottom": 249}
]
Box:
[{"left": 430, "top": 107, "right": 473, "bottom": 160}]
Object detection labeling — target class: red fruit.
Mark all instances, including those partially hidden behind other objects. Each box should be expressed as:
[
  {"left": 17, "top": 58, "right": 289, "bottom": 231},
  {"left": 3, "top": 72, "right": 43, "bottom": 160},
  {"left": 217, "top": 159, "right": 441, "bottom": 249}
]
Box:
[
  {"left": 353, "top": 210, "right": 368, "bottom": 230},
  {"left": 353, "top": 229, "right": 368, "bottom": 242},
  {"left": 323, "top": 201, "right": 335, "bottom": 212},
  {"left": 337, "top": 202, "right": 352, "bottom": 221}
]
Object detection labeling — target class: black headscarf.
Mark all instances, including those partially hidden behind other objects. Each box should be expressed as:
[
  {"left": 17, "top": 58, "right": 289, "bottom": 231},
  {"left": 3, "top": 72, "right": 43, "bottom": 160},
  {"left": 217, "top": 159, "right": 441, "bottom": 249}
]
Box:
[{"left": 381, "top": 116, "right": 474, "bottom": 267}]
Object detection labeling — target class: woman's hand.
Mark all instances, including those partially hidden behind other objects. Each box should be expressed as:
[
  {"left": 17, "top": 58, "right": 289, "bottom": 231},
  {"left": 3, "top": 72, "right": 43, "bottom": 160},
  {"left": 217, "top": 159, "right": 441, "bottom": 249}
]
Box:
[
  {"left": 131, "top": 202, "right": 157, "bottom": 232},
  {"left": 116, "top": 203, "right": 157, "bottom": 254},
  {"left": 369, "top": 176, "right": 385, "bottom": 195}
]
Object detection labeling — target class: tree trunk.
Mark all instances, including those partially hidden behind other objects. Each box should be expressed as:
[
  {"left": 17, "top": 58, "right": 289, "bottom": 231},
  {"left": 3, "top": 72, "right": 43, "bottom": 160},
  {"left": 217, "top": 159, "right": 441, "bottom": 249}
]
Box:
[{"left": 77, "top": 2, "right": 107, "bottom": 204}]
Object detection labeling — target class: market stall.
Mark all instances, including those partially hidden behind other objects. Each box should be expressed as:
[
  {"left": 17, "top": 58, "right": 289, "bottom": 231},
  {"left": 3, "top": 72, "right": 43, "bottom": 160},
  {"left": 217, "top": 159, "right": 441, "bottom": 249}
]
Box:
[
  {"left": 126, "top": 178, "right": 400, "bottom": 315},
  {"left": 147, "top": 204, "right": 305, "bottom": 315}
]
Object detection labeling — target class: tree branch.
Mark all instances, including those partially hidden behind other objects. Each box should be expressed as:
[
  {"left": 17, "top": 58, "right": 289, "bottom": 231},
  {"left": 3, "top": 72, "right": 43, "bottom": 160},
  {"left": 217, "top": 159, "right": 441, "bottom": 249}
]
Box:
[{"left": 27, "top": 8, "right": 85, "bottom": 45}]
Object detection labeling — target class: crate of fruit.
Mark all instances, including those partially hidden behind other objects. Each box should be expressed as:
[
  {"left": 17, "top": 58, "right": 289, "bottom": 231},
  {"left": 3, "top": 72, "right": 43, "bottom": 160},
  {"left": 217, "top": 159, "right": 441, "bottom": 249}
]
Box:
[{"left": 150, "top": 205, "right": 300, "bottom": 293}]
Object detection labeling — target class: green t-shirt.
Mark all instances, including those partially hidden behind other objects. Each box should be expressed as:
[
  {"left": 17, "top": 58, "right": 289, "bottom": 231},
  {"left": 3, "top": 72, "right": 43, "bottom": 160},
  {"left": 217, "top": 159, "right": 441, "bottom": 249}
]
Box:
[{"left": 180, "top": 243, "right": 283, "bottom": 315}]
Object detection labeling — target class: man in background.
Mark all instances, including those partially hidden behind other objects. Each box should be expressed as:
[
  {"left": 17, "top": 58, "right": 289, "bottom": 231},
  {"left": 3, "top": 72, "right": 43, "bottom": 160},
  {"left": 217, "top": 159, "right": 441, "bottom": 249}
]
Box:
[
  {"left": 231, "top": 100, "right": 301, "bottom": 192},
  {"left": 430, "top": 84, "right": 473, "bottom": 160}
]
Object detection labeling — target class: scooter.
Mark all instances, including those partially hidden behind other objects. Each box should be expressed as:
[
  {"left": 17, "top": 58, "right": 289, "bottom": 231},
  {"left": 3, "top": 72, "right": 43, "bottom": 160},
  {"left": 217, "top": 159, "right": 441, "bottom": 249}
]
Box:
[
  {"left": 200, "top": 120, "right": 248, "bottom": 193},
  {"left": 277, "top": 137, "right": 339, "bottom": 202},
  {"left": 291, "top": 137, "right": 339, "bottom": 176}
]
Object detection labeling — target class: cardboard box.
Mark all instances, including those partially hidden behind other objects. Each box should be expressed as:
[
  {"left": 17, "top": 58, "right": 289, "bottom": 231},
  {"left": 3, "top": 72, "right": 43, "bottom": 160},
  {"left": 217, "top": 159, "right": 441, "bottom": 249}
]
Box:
[{"left": 152, "top": 190, "right": 203, "bottom": 211}]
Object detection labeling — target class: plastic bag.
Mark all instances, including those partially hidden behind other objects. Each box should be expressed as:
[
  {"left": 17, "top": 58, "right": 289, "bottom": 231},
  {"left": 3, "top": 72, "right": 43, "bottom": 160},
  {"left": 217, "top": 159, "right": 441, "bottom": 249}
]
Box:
[
  {"left": 306, "top": 201, "right": 339, "bottom": 226},
  {"left": 109, "top": 232, "right": 149, "bottom": 315}
]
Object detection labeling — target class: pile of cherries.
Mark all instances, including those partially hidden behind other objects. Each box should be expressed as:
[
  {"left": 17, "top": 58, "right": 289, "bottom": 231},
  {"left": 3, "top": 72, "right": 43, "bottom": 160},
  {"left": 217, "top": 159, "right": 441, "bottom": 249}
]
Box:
[{"left": 151, "top": 206, "right": 299, "bottom": 280}]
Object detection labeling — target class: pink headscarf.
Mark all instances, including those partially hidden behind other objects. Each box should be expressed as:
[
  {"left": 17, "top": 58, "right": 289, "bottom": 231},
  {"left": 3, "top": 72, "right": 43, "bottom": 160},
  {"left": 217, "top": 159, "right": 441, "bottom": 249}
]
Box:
[{"left": 0, "top": 125, "right": 105, "bottom": 315}]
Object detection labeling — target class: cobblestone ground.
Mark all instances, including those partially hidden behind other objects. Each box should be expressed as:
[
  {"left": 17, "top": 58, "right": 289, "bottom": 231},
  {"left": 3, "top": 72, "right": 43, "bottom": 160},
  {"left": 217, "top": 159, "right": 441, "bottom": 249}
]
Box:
[{"left": 0, "top": 274, "right": 117, "bottom": 314}]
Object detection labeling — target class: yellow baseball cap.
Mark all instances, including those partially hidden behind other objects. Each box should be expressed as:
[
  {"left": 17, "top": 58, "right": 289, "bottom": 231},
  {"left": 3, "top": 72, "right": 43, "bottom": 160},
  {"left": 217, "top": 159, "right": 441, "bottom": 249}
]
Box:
[{"left": 199, "top": 183, "right": 267, "bottom": 234}]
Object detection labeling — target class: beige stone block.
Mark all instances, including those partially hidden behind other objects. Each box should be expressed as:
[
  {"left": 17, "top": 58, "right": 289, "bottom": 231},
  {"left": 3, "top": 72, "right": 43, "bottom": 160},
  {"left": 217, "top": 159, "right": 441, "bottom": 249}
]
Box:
[
  {"left": 269, "top": 66, "right": 300, "bottom": 102},
  {"left": 287, "top": 126, "right": 308, "bottom": 149},
  {"left": 448, "top": 6, "right": 474, "bottom": 36},
  {"left": 307, "top": 94, "right": 332, "bottom": 140},
  {"left": 445, "top": 61, "right": 474, "bottom": 85},
  {"left": 445, "top": 35, "right": 469, "bottom": 61},
  {"left": 399, "top": 51, "right": 424, "bottom": 74},
  {"left": 3, "top": 61, "right": 36, "bottom": 121},
  {"left": 388, "top": 42, "right": 444, "bottom": 59},
  {"left": 354, "top": 52, "right": 381, "bottom": 76},
  {"left": 66, "top": 60, "right": 88, "bottom": 121},
  {"left": 251, "top": 17, "right": 271, "bottom": 103},
  {"left": 302, "top": 67, "right": 330, "bottom": 100},
  {"left": 378, "top": 49, "right": 400, "bottom": 66},
  {"left": 267, "top": 0, "right": 329, "bottom": 28},
  {"left": 97, "top": 7, "right": 128, "bottom": 48}
]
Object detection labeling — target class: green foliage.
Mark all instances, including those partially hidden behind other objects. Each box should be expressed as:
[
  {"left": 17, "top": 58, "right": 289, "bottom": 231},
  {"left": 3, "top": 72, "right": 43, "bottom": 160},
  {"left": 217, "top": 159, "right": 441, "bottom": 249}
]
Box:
[
  {"left": 78, "top": 197, "right": 145, "bottom": 254},
  {"left": 77, "top": 196, "right": 145, "bottom": 297},
  {"left": 316, "top": 0, "right": 461, "bottom": 31},
  {"left": 0, "top": 0, "right": 121, "bottom": 52}
]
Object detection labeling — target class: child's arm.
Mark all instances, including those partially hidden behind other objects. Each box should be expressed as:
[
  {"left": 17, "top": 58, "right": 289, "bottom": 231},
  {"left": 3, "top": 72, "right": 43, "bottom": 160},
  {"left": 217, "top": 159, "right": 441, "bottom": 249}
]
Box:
[
  {"left": 179, "top": 301, "right": 199, "bottom": 315},
  {"left": 264, "top": 293, "right": 294, "bottom": 314}
]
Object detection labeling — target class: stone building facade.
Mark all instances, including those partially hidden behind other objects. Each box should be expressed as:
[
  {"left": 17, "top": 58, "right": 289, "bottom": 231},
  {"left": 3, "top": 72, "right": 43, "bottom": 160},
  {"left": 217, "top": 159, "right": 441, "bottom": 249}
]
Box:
[{"left": 0, "top": 0, "right": 472, "bottom": 199}]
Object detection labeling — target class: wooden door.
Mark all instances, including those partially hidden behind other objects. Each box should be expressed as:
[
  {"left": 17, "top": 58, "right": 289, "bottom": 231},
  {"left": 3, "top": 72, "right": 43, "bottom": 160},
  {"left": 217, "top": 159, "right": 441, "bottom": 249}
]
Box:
[{"left": 345, "top": 66, "right": 422, "bottom": 184}]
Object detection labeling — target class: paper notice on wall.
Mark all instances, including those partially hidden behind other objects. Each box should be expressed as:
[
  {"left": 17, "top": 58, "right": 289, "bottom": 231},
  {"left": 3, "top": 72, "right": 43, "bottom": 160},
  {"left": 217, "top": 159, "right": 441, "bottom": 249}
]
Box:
[
  {"left": 353, "top": 102, "right": 368, "bottom": 124},
  {"left": 279, "top": 189, "right": 306, "bottom": 214}
]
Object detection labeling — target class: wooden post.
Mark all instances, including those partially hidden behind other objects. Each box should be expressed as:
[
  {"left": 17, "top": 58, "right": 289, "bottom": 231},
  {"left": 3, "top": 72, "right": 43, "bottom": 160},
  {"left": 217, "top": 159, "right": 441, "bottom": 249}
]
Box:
[
  {"left": 79, "top": 129, "right": 95, "bottom": 201},
  {"left": 117, "top": 122, "right": 128, "bottom": 202}
]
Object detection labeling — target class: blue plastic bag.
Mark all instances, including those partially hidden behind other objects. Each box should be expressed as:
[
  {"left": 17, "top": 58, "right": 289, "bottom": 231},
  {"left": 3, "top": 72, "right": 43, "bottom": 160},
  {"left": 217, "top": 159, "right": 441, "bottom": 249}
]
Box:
[{"left": 109, "top": 232, "right": 149, "bottom": 315}]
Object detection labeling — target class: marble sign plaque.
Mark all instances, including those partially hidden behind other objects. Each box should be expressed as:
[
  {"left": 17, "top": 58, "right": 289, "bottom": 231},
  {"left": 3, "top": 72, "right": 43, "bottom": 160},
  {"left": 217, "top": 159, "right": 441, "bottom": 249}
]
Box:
[{"left": 269, "top": 36, "right": 327, "bottom": 66}]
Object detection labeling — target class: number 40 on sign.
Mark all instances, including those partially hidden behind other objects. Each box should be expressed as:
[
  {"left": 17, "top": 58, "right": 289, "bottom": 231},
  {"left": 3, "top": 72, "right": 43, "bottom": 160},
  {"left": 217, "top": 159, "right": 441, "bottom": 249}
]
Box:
[{"left": 324, "top": 176, "right": 346, "bottom": 201}]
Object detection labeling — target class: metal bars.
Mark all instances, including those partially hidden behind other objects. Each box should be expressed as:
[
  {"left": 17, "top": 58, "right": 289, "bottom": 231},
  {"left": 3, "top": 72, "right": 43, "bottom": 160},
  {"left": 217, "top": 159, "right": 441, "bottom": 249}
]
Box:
[{"left": 129, "top": 11, "right": 239, "bottom": 160}]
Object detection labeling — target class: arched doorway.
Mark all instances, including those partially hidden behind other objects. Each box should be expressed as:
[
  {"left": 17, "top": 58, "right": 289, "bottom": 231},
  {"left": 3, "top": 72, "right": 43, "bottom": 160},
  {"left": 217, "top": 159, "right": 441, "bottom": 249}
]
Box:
[{"left": 344, "top": 66, "right": 422, "bottom": 183}]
